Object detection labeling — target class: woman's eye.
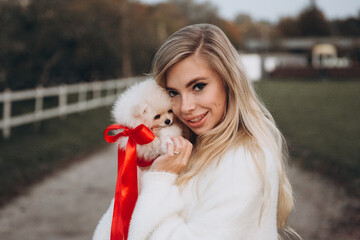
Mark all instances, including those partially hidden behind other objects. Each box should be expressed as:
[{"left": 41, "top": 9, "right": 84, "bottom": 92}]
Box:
[
  {"left": 168, "top": 91, "right": 178, "bottom": 97},
  {"left": 193, "top": 83, "right": 206, "bottom": 91},
  {"left": 154, "top": 114, "right": 161, "bottom": 120}
]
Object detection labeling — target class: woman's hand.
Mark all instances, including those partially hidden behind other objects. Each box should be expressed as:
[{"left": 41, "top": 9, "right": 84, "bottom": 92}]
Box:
[{"left": 149, "top": 136, "right": 193, "bottom": 174}]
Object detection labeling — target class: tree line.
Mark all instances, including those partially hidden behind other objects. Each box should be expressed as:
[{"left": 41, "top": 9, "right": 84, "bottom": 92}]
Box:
[{"left": 0, "top": 0, "right": 359, "bottom": 90}]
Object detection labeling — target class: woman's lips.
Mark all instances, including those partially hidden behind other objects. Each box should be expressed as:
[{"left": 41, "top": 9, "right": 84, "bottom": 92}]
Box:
[{"left": 185, "top": 112, "right": 208, "bottom": 127}]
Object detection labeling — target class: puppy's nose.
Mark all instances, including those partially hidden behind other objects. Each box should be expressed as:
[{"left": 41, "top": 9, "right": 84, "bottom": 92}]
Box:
[{"left": 164, "top": 119, "right": 171, "bottom": 125}]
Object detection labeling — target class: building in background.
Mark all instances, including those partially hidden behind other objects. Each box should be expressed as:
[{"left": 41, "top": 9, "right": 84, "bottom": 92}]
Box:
[{"left": 242, "top": 37, "right": 360, "bottom": 80}]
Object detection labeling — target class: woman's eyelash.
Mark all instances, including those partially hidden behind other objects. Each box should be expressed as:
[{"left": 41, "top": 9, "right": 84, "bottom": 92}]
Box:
[{"left": 193, "top": 83, "right": 207, "bottom": 91}]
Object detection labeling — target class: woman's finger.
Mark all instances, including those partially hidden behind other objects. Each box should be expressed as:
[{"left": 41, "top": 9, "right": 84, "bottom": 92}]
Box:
[
  {"left": 171, "top": 136, "right": 183, "bottom": 153},
  {"left": 167, "top": 141, "right": 175, "bottom": 156}
]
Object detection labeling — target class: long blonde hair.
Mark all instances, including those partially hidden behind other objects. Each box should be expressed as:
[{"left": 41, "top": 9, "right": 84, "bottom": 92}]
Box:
[{"left": 152, "top": 24, "right": 296, "bottom": 238}]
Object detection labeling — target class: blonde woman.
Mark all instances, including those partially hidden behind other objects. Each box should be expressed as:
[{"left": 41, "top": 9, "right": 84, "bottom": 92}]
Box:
[{"left": 93, "top": 23, "right": 298, "bottom": 240}]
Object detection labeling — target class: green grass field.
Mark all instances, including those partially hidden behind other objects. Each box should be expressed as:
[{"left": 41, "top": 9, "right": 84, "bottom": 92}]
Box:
[{"left": 255, "top": 80, "right": 360, "bottom": 196}]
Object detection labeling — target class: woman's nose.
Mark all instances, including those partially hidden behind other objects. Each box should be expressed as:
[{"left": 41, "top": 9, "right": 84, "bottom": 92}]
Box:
[{"left": 181, "top": 95, "right": 195, "bottom": 113}]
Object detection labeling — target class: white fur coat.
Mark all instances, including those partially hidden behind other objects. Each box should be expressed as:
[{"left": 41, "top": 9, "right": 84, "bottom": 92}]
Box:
[{"left": 93, "top": 146, "right": 279, "bottom": 240}]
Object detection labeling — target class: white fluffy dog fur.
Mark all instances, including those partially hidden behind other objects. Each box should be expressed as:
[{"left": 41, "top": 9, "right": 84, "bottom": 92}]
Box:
[{"left": 112, "top": 78, "right": 183, "bottom": 162}]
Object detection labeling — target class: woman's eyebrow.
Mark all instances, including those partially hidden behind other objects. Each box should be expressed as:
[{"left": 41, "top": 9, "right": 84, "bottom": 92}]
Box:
[{"left": 165, "top": 86, "right": 176, "bottom": 91}]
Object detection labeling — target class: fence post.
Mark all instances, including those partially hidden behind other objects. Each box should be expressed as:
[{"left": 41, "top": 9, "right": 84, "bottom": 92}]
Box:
[
  {"left": 35, "top": 85, "right": 44, "bottom": 121},
  {"left": 34, "top": 85, "right": 44, "bottom": 131},
  {"left": 3, "top": 89, "right": 12, "bottom": 138},
  {"left": 59, "top": 85, "right": 67, "bottom": 118},
  {"left": 106, "top": 80, "right": 116, "bottom": 105},
  {"left": 93, "top": 81, "right": 101, "bottom": 99},
  {"left": 78, "top": 83, "right": 87, "bottom": 111}
]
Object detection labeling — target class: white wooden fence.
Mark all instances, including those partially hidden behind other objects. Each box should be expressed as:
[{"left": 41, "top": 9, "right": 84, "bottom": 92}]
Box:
[{"left": 0, "top": 77, "right": 144, "bottom": 138}]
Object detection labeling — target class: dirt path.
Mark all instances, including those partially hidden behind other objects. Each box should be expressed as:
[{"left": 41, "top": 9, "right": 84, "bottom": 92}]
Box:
[
  {"left": 288, "top": 163, "right": 359, "bottom": 240},
  {"left": 0, "top": 145, "right": 118, "bottom": 240},
  {"left": 0, "top": 145, "right": 358, "bottom": 240}
]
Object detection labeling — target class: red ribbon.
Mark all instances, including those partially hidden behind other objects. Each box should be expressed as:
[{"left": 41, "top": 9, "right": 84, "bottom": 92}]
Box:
[{"left": 104, "top": 124, "right": 155, "bottom": 240}]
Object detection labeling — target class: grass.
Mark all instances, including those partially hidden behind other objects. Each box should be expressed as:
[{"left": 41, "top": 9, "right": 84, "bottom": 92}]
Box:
[
  {"left": 255, "top": 80, "right": 360, "bottom": 196},
  {"left": 0, "top": 106, "right": 113, "bottom": 206}
]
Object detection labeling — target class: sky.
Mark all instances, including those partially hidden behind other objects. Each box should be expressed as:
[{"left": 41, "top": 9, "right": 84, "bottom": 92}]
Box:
[{"left": 139, "top": 0, "right": 360, "bottom": 23}]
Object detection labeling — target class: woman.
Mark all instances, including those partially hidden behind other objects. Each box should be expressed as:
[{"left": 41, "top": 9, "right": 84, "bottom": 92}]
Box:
[{"left": 94, "top": 24, "right": 298, "bottom": 240}]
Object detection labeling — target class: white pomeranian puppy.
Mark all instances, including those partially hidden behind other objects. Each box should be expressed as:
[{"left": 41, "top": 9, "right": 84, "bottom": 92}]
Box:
[{"left": 111, "top": 78, "right": 183, "bottom": 163}]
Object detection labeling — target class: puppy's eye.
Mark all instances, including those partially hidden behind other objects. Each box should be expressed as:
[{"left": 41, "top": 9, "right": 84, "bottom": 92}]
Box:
[
  {"left": 154, "top": 114, "right": 161, "bottom": 120},
  {"left": 168, "top": 110, "right": 173, "bottom": 113}
]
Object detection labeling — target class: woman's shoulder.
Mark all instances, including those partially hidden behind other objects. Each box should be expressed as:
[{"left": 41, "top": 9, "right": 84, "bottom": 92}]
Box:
[
  {"left": 186, "top": 144, "right": 279, "bottom": 207},
  {"left": 194, "top": 145, "right": 267, "bottom": 202},
  {"left": 207, "top": 146, "right": 256, "bottom": 184},
  {"left": 226, "top": 144, "right": 276, "bottom": 167},
  {"left": 215, "top": 144, "right": 278, "bottom": 182}
]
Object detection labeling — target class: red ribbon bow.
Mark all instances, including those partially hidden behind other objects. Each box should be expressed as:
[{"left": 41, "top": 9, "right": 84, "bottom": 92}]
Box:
[{"left": 104, "top": 124, "right": 155, "bottom": 240}]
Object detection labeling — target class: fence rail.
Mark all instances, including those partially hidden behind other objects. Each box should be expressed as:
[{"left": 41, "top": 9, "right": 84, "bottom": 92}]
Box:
[{"left": 0, "top": 77, "right": 144, "bottom": 138}]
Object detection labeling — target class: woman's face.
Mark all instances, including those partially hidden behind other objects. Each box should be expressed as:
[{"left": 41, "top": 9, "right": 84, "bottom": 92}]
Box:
[{"left": 165, "top": 54, "right": 227, "bottom": 135}]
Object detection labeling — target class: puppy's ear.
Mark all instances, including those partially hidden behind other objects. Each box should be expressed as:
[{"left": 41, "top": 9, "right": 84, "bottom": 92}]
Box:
[{"left": 133, "top": 102, "right": 149, "bottom": 118}]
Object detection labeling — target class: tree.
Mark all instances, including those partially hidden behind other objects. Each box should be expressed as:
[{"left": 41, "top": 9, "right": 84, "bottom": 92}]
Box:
[
  {"left": 331, "top": 17, "right": 360, "bottom": 37},
  {"left": 298, "top": 5, "right": 331, "bottom": 36},
  {"left": 277, "top": 17, "right": 301, "bottom": 37},
  {"left": 0, "top": 0, "right": 125, "bottom": 90},
  {"left": 119, "top": 0, "right": 132, "bottom": 77},
  {"left": 234, "top": 13, "right": 278, "bottom": 49}
]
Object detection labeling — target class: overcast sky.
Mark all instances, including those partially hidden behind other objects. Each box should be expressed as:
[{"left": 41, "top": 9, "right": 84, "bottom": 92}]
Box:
[{"left": 139, "top": 0, "right": 360, "bottom": 23}]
